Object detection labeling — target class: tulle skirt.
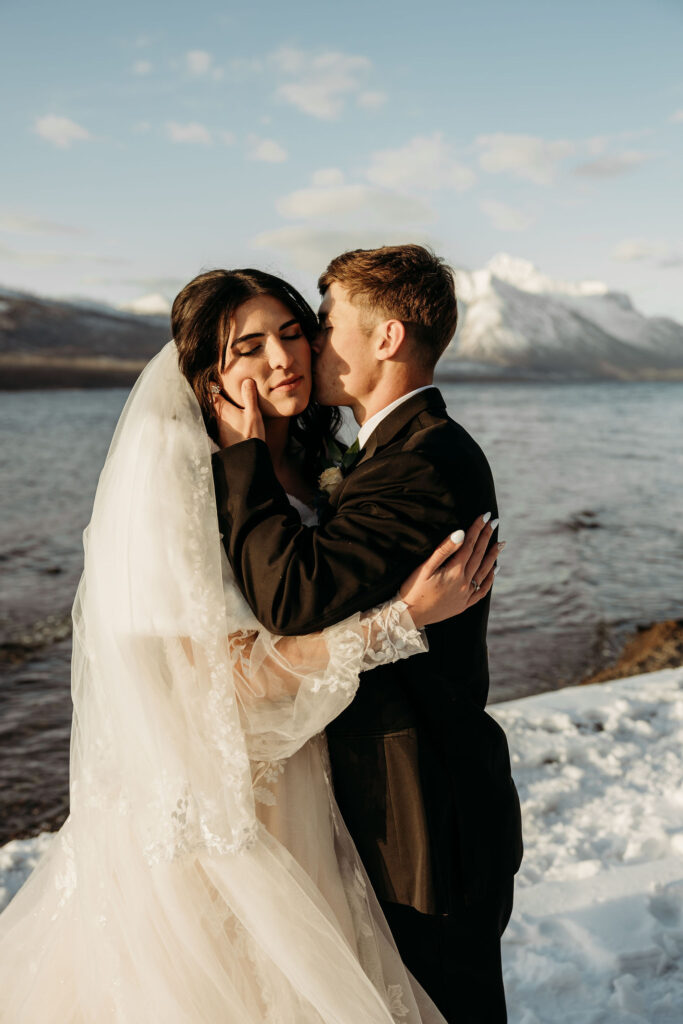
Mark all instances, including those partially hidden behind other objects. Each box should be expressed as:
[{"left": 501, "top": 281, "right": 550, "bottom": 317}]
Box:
[{"left": 0, "top": 735, "right": 445, "bottom": 1023}]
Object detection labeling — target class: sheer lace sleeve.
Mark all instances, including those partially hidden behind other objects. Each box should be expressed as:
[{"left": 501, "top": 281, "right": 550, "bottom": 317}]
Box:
[{"left": 229, "top": 598, "right": 427, "bottom": 762}]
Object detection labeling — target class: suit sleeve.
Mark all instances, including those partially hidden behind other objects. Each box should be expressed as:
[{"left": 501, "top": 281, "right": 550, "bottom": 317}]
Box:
[{"left": 212, "top": 438, "right": 465, "bottom": 636}]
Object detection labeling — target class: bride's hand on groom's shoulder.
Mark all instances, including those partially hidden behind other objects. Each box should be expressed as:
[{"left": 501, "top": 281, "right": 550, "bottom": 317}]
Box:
[
  {"left": 212, "top": 379, "right": 265, "bottom": 448},
  {"left": 399, "top": 513, "right": 504, "bottom": 629}
]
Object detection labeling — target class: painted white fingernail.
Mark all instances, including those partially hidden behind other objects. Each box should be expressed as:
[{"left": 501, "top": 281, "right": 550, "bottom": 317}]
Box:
[
  {"left": 497, "top": 541, "right": 506, "bottom": 550},
  {"left": 489, "top": 518, "right": 499, "bottom": 531},
  {"left": 482, "top": 512, "right": 491, "bottom": 524},
  {"left": 494, "top": 565, "right": 500, "bottom": 575},
  {"left": 450, "top": 529, "right": 465, "bottom": 544}
]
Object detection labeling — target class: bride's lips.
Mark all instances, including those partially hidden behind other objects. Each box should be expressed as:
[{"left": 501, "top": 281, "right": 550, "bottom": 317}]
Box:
[{"left": 271, "top": 375, "right": 304, "bottom": 393}]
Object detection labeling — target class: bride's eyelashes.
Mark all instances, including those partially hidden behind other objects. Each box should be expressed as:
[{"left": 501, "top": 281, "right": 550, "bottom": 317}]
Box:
[{"left": 235, "top": 330, "right": 303, "bottom": 358}]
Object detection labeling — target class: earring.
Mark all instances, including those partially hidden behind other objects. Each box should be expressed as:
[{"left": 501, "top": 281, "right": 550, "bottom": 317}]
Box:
[{"left": 210, "top": 384, "right": 221, "bottom": 394}]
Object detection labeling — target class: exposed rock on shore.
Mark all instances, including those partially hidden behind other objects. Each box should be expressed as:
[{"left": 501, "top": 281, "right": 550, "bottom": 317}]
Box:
[{"left": 582, "top": 619, "right": 683, "bottom": 684}]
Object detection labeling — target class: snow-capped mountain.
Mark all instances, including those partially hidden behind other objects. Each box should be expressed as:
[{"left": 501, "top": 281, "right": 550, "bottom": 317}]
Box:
[
  {"left": 118, "top": 293, "right": 172, "bottom": 317},
  {"left": 0, "top": 287, "right": 168, "bottom": 358},
  {"left": 0, "top": 286, "right": 168, "bottom": 388},
  {"left": 444, "top": 255, "right": 683, "bottom": 379},
  {"left": 3, "top": 260, "right": 683, "bottom": 386}
]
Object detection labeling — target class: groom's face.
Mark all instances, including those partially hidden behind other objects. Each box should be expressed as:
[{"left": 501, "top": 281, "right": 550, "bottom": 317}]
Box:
[{"left": 313, "top": 283, "right": 378, "bottom": 410}]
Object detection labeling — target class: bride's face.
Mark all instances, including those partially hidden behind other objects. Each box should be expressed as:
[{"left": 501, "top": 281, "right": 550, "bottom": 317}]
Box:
[{"left": 218, "top": 295, "right": 312, "bottom": 419}]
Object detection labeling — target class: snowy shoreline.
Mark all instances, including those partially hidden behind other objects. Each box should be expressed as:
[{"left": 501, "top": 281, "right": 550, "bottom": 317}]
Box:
[
  {"left": 492, "top": 666, "right": 683, "bottom": 1023},
  {"left": 2, "top": 666, "right": 682, "bottom": 1022}
]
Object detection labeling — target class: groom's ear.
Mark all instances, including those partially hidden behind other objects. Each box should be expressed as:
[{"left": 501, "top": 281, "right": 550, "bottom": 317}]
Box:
[{"left": 375, "top": 319, "right": 407, "bottom": 361}]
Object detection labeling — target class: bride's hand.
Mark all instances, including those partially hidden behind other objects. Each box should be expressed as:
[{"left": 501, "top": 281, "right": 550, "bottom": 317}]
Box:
[
  {"left": 399, "top": 514, "right": 503, "bottom": 629},
  {"left": 212, "top": 379, "right": 266, "bottom": 448}
]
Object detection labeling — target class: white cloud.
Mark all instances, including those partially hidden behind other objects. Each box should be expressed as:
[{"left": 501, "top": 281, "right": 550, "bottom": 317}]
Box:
[
  {"left": 0, "top": 212, "right": 82, "bottom": 236},
  {"left": 272, "top": 48, "right": 374, "bottom": 119},
  {"left": 230, "top": 57, "right": 264, "bottom": 74},
  {"left": 669, "top": 109, "right": 683, "bottom": 124},
  {"left": 219, "top": 130, "right": 236, "bottom": 145},
  {"left": 0, "top": 242, "right": 71, "bottom": 266},
  {"left": 0, "top": 243, "right": 124, "bottom": 267},
  {"left": 357, "top": 90, "right": 387, "bottom": 110},
  {"left": 132, "top": 60, "right": 152, "bottom": 76},
  {"left": 185, "top": 50, "right": 213, "bottom": 76},
  {"left": 574, "top": 150, "right": 652, "bottom": 177},
  {"left": 270, "top": 47, "right": 307, "bottom": 75},
  {"left": 84, "top": 274, "right": 184, "bottom": 291},
  {"left": 247, "top": 136, "right": 288, "bottom": 162},
  {"left": 251, "top": 225, "right": 435, "bottom": 274},
  {"left": 133, "top": 121, "right": 151, "bottom": 135},
  {"left": 612, "top": 239, "right": 660, "bottom": 263},
  {"left": 277, "top": 182, "right": 431, "bottom": 224},
  {"left": 475, "top": 133, "right": 574, "bottom": 185},
  {"left": 367, "top": 133, "right": 475, "bottom": 192},
  {"left": 311, "top": 168, "right": 345, "bottom": 187},
  {"left": 34, "top": 115, "right": 90, "bottom": 149},
  {"left": 166, "top": 121, "right": 212, "bottom": 144},
  {"left": 479, "top": 199, "right": 532, "bottom": 232},
  {"left": 611, "top": 239, "right": 682, "bottom": 267},
  {"left": 584, "top": 135, "right": 610, "bottom": 156}
]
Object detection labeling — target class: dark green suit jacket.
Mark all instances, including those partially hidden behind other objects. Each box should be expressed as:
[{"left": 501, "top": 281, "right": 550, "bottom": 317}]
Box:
[{"left": 212, "top": 388, "right": 522, "bottom": 912}]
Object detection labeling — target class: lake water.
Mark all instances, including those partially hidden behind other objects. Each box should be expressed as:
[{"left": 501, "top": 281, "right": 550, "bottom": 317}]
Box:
[{"left": 1, "top": 380, "right": 682, "bottom": 842}]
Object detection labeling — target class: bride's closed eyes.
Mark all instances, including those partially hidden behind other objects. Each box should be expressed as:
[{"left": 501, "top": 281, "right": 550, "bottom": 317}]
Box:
[
  {"left": 218, "top": 295, "right": 312, "bottom": 418},
  {"left": 233, "top": 323, "right": 304, "bottom": 358}
]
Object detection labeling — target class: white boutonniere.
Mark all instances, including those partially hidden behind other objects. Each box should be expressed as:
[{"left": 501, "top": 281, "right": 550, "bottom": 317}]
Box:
[{"left": 318, "top": 466, "right": 344, "bottom": 495}]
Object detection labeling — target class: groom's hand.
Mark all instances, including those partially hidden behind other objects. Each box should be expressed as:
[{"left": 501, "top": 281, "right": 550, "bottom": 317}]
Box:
[{"left": 213, "top": 379, "right": 266, "bottom": 448}]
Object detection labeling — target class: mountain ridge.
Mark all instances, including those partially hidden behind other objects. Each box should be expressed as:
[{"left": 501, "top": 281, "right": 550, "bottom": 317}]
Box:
[
  {"left": 2, "top": 260, "right": 683, "bottom": 387},
  {"left": 0, "top": 287, "right": 169, "bottom": 388},
  {"left": 445, "top": 255, "right": 683, "bottom": 380}
]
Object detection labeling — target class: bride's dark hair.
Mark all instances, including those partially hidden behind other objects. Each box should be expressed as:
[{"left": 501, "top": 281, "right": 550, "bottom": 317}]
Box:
[{"left": 172, "top": 268, "right": 341, "bottom": 482}]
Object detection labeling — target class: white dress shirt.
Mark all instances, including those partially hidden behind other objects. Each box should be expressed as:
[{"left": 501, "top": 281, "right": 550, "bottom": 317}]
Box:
[{"left": 356, "top": 385, "right": 437, "bottom": 451}]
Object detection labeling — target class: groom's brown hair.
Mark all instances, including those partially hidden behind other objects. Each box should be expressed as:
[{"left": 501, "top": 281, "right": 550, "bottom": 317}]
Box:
[{"left": 318, "top": 244, "right": 458, "bottom": 369}]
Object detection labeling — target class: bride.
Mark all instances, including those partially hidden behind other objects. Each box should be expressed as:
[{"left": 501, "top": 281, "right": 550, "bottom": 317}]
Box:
[{"left": 0, "top": 268, "right": 498, "bottom": 1023}]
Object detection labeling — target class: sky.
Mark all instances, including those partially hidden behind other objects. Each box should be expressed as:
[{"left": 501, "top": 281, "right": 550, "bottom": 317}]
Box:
[{"left": 1, "top": 0, "right": 682, "bottom": 320}]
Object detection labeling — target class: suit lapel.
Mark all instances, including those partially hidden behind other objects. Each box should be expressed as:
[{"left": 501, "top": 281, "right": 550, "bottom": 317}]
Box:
[
  {"left": 355, "top": 387, "right": 447, "bottom": 468},
  {"left": 326, "top": 388, "right": 448, "bottom": 512}
]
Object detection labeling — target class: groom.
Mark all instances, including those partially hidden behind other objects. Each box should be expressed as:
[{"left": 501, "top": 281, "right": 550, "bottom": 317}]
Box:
[{"left": 212, "top": 244, "right": 522, "bottom": 1022}]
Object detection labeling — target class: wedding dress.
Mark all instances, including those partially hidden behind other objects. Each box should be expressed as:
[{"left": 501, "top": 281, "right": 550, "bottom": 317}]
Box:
[{"left": 0, "top": 342, "right": 447, "bottom": 1023}]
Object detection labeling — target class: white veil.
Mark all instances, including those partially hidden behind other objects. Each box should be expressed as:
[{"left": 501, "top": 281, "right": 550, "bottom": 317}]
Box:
[
  {"left": 71, "top": 340, "right": 257, "bottom": 864},
  {"left": 0, "top": 342, "right": 444, "bottom": 1023}
]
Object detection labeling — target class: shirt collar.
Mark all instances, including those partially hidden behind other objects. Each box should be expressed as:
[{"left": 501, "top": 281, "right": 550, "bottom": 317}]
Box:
[{"left": 356, "top": 385, "right": 437, "bottom": 451}]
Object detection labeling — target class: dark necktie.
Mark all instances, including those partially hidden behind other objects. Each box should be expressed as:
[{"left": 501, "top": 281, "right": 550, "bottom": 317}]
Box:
[{"left": 341, "top": 438, "right": 361, "bottom": 474}]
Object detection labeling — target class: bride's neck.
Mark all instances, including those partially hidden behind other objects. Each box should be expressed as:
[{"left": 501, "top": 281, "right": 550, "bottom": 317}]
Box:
[{"left": 264, "top": 415, "right": 315, "bottom": 503}]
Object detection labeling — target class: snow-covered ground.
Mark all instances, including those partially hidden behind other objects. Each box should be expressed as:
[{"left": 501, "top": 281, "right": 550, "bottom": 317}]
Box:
[
  {"left": 492, "top": 666, "right": 683, "bottom": 1023},
  {"left": 2, "top": 667, "right": 682, "bottom": 1021}
]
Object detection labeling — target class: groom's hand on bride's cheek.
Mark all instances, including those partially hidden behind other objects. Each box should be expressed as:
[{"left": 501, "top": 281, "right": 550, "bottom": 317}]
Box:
[{"left": 213, "top": 379, "right": 266, "bottom": 448}]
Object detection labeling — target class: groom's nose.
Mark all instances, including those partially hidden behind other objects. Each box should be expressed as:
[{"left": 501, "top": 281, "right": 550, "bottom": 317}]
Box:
[{"left": 311, "top": 330, "right": 324, "bottom": 355}]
